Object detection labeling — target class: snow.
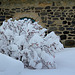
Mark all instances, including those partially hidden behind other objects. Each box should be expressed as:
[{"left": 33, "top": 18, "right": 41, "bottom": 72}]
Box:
[
  {"left": 20, "top": 48, "right": 75, "bottom": 75},
  {"left": 0, "top": 53, "right": 24, "bottom": 75},
  {"left": 0, "top": 18, "right": 64, "bottom": 69},
  {"left": 0, "top": 48, "right": 75, "bottom": 75}
]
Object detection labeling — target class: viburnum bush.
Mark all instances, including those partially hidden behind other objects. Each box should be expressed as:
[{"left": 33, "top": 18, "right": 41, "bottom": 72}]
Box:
[{"left": 0, "top": 18, "right": 64, "bottom": 69}]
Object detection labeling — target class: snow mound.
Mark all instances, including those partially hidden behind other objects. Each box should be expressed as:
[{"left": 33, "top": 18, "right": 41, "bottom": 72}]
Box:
[
  {"left": 0, "top": 18, "right": 64, "bottom": 69},
  {"left": 0, "top": 53, "right": 24, "bottom": 75}
]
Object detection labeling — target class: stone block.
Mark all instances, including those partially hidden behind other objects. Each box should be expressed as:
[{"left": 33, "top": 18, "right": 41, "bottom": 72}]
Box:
[
  {"left": 40, "top": 12, "right": 47, "bottom": 16},
  {"left": 72, "top": 6, "right": 75, "bottom": 9},
  {"left": 63, "top": 21, "right": 67, "bottom": 24},
  {"left": 65, "top": 40, "right": 75, "bottom": 46},
  {"left": 0, "top": 12, "right": 3, "bottom": 15},
  {"left": 51, "top": 7, "right": 58, "bottom": 9},
  {"left": 63, "top": 31, "right": 69, "bottom": 34},
  {"left": 60, "top": 35, "right": 67, "bottom": 40},
  {"left": 54, "top": 12, "right": 61, "bottom": 15},
  {"left": 48, "top": 21, "right": 54, "bottom": 24},
  {"left": 72, "top": 21, "right": 75, "bottom": 24},
  {"left": 0, "top": 16, "right": 5, "bottom": 19},
  {"left": 65, "top": 7, "right": 70, "bottom": 9},
  {"left": 35, "top": 7, "right": 43, "bottom": 10},
  {"left": 59, "top": 27, "right": 65, "bottom": 31},
  {"left": 66, "top": 28, "right": 73, "bottom": 30},
  {"left": 59, "top": 7, "right": 64, "bottom": 10},
  {"left": 70, "top": 31, "right": 75, "bottom": 34},
  {"left": 53, "top": 18, "right": 59, "bottom": 20},
  {"left": 45, "top": 6, "right": 50, "bottom": 9},
  {"left": 4, "top": 12, "right": 10, "bottom": 15},
  {"left": 56, "top": 15, "right": 61, "bottom": 17},
  {"left": 46, "top": 25, "right": 49, "bottom": 27},
  {"left": 0, "top": 19, "right": 5, "bottom": 21},
  {"left": 66, "top": 18, "right": 71, "bottom": 20},
  {"left": 47, "top": 10, "right": 51, "bottom": 12},
  {"left": 55, "top": 31, "right": 62, "bottom": 34},
  {"left": 49, "top": 27, "right": 57, "bottom": 31},
  {"left": 60, "top": 17, "right": 64, "bottom": 20},
  {"left": 42, "top": 20, "right": 47, "bottom": 23}
]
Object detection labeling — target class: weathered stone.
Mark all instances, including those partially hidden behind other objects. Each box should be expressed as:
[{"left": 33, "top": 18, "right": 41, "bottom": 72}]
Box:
[
  {"left": 47, "top": 10, "right": 51, "bottom": 12},
  {"left": 69, "top": 34, "right": 75, "bottom": 36},
  {"left": 0, "top": 19, "right": 5, "bottom": 21},
  {"left": 16, "top": 8, "right": 20, "bottom": 12},
  {"left": 48, "top": 21, "right": 54, "bottom": 24},
  {"left": 53, "top": 18, "right": 59, "bottom": 20},
  {"left": 0, "top": 2, "right": 1, "bottom": 5},
  {"left": 64, "top": 25, "right": 69, "bottom": 27},
  {"left": 65, "top": 7, "right": 70, "bottom": 9},
  {"left": 49, "top": 27, "right": 57, "bottom": 31},
  {"left": 69, "top": 13, "right": 74, "bottom": 15},
  {"left": 72, "top": 6, "right": 75, "bottom": 9},
  {"left": 62, "top": 12, "right": 65, "bottom": 15},
  {"left": 65, "top": 40, "right": 75, "bottom": 46},
  {"left": 45, "top": 6, "right": 50, "bottom": 9},
  {"left": 54, "top": 12, "right": 61, "bottom": 15},
  {"left": 66, "top": 28, "right": 73, "bottom": 30},
  {"left": 52, "top": 2, "right": 55, "bottom": 6},
  {"left": 51, "top": 7, "right": 58, "bottom": 9},
  {"left": 63, "top": 31, "right": 69, "bottom": 34},
  {"left": 48, "top": 17, "right": 51, "bottom": 19},
  {"left": 6, "top": 16, "right": 12, "bottom": 19},
  {"left": 59, "top": 7, "right": 64, "bottom": 10},
  {"left": 35, "top": 11, "right": 40, "bottom": 13},
  {"left": 0, "top": 8, "right": 1, "bottom": 11},
  {"left": 60, "top": 35, "right": 67, "bottom": 40},
  {"left": 69, "top": 10, "right": 73, "bottom": 12},
  {"left": 0, "top": 23, "right": 2, "bottom": 26},
  {"left": 48, "top": 30, "right": 51, "bottom": 33},
  {"left": 56, "top": 15, "right": 61, "bottom": 17},
  {"left": 73, "top": 37, "right": 75, "bottom": 39},
  {"left": 66, "top": 18, "right": 71, "bottom": 20},
  {"left": 70, "top": 31, "right": 75, "bottom": 34},
  {"left": 35, "top": 7, "right": 43, "bottom": 10},
  {"left": 68, "top": 22, "right": 71, "bottom": 25},
  {"left": 0, "top": 12, "right": 3, "bottom": 15},
  {"left": 55, "top": 31, "right": 62, "bottom": 34},
  {"left": 62, "top": 15, "right": 66, "bottom": 17},
  {"left": 68, "top": 37, "right": 72, "bottom": 39},
  {"left": 74, "top": 15, "right": 75, "bottom": 18},
  {"left": 46, "top": 25, "right": 49, "bottom": 27},
  {"left": 0, "top": 16, "right": 5, "bottom": 19},
  {"left": 72, "top": 21, "right": 75, "bottom": 24},
  {"left": 42, "top": 20, "right": 47, "bottom": 23},
  {"left": 63, "top": 21, "right": 67, "bottom": 24},
  {"left": 60, "top": 17, "right": 64, "bottom": 20},
  {"left": 5, "top": 9, "right": 9, "bottom": 12},
  {"left": 40, "top": 12, "right": 47, "bottom": 16},
  {"left": 59, "top": 27, "right": 65, "bottom": 31},
  {"left": 41, "top": 17, "right": 44, "bottom": 20},
  {"left": 51, "top": 16, "right": 55, "bottom": 17}
]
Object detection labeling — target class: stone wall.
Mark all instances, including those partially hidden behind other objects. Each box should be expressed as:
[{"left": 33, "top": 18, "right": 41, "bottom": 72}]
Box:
[{"left": 0, "top": 0, "right": 75, "bottom": 47}]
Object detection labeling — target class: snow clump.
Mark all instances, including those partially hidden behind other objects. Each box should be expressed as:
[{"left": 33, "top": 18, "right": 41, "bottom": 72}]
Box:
[{"left": 0, "top": 18, "right": 64, "bottom": 69}]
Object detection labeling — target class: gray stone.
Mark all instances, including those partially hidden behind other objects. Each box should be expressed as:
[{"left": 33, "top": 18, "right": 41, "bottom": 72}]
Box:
[
  {"left": 63, "top": 31, "right": 69, "bottom": 34},
  {"left": 65, "top": 40, "right": 75, "bottom": 46},
  {"left": 49, "top": 27, "right": 57, "bottom": 31},
  {"left": 60, "top": 35, "right": 67, "bottom": 40},
  {"left": 59, "top": 27, "right": 65, "bottom": 31}
]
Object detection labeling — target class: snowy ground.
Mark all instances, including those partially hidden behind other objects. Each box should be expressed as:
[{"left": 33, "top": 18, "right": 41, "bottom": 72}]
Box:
[{"left": 0, "top": 48, "right": 75, "bottom": 75}]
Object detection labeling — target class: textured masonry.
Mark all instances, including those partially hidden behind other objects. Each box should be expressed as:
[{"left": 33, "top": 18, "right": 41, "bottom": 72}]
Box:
[{"left": 0, "top": 0, "right": 75, "bottom": 47}]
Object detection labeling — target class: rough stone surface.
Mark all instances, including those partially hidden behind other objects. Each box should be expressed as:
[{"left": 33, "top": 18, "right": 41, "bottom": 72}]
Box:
[{"left": 65, "top": 40, "right": 75, "bottom": 47}]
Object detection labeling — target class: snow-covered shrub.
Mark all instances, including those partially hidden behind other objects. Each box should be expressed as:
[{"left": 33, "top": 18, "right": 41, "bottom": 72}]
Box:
[{"left": 0, "top": 18, "right": 64, "bottom": 69}]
